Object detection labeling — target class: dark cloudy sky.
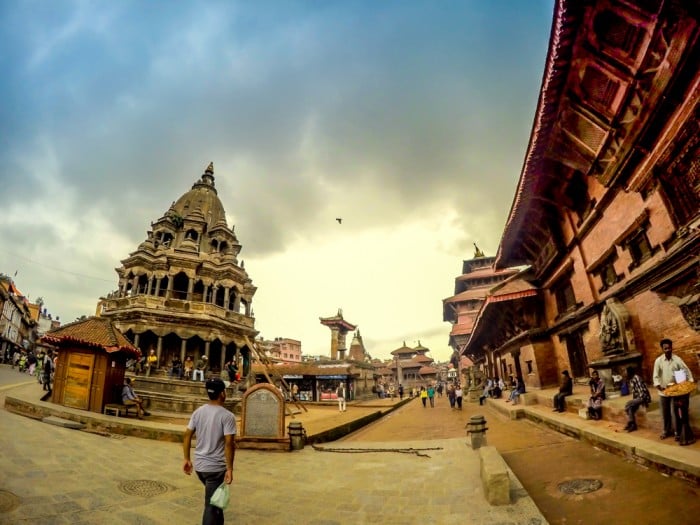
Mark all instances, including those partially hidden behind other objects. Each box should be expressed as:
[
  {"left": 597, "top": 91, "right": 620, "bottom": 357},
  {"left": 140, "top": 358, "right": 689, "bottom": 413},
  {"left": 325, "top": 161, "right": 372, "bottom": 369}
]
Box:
[{"left": 0, "top": 0, "right": 554, "bottom": 361}]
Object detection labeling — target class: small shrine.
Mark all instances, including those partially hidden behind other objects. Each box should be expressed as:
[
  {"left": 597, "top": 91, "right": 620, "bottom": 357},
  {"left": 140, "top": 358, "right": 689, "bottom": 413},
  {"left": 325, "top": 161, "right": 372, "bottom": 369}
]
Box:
[
  {"left": 41, "top": 317, "right": 141, "bottom": 412},
  {"left": 590, "top": 297, "right": 642, "bottom": 394}
]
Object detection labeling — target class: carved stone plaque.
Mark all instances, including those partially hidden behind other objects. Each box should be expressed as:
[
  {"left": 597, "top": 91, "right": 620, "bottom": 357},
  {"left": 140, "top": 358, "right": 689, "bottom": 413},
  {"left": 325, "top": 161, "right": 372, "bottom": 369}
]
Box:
[{"left": 241, "top": 384, "right": 284, "bottom": 438}]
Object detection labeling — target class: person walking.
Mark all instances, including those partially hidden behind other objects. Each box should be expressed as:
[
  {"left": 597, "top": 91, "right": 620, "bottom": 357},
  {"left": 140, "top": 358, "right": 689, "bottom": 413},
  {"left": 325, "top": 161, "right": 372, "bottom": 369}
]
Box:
[
  {"left": 41, "top": 350, "right": 53, "bottom": 392},
  {"left": 624, "top": 366, "right": 651, "bottom": 432},
  {"left": 447, "top": 383, "right": 456, "bottom": 409},
  {"left": 455, "top": 384, "right": 464, "bottom": 410},
  {"left": 183, "top": 378, "right": 236, "bottom": 525},
  {"left": 420, "top": 386, "right": 428, "bottom": 407},
  {"left": 427, "top": 385, "right": 435, "bottom": 407},
  {"left": 653, "top": 338, "right": 695, "bottom": 444},
  {"left": 552, "top": 370, "right": 573, "bottom": 412},
  {"left": 336, "top": 382, "right": 347, "bottom": 412}
]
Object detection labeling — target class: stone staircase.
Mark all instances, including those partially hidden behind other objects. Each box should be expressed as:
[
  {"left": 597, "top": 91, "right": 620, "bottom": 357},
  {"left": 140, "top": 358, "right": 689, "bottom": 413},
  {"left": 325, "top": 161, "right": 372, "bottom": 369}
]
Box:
[
  {"left": 520, "top": 387, "right": 699, "bottom": 435},
  {"left": 129, "top": 374, "right": 243, "bottom": 415}
]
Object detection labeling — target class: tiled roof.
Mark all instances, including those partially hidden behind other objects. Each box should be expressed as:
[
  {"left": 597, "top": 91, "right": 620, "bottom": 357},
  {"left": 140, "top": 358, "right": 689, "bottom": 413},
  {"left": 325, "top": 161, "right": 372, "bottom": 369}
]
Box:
[
  {"left": 42, "top": 316, "right": 140, "bottom": 358},
  {"left": 444, "top": 288, "right": 489, "bottom": 303},
  {"left": 491, "top": 277, "right": 538, "bottom": 297},
  {"left": 419, "top": 366, "right": 438, "bottom": 375},
  {"left": 450, "top": 321, "right": 474, "bottom": 336},
  {"left": 456, "top": 266, "right": 515, "bottom": 280}
]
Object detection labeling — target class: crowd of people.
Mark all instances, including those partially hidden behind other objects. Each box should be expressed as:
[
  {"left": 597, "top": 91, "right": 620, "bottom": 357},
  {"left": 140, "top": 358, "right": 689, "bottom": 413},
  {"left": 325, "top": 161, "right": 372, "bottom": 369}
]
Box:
[{"left": 1, "top": 347, "right": 55, "bottom": 394}]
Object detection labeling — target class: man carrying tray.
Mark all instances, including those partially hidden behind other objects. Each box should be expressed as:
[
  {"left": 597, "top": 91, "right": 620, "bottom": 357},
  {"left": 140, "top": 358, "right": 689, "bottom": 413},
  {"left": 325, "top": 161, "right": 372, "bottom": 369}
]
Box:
[{"left": 653, "top": 338, "right": 695, "bottom": 445}]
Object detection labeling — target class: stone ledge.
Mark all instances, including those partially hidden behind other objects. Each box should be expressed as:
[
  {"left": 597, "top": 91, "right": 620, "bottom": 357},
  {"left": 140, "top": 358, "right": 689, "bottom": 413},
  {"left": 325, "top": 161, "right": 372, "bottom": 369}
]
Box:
[
  {"left": 479, "top": 446, "right": 510, "bottom": 505},
  {"left": 518, "top": 392, "right": 538, "bottom": 406},
  {"left": 42, "top": 416, "right": 86, "bottom": 430}
]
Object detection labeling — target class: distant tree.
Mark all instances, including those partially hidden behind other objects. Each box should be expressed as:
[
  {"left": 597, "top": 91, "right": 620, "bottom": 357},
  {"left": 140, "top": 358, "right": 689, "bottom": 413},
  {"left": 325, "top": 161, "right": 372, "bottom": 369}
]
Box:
[{"left": 74, "top": 315, "right": 88, "bottom": 322}]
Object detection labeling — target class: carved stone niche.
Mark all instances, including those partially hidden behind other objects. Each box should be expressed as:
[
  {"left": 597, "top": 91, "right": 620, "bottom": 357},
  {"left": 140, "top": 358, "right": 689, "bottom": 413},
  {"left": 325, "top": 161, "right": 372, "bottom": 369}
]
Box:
[{"left": 598, "top": 297, "right": 635, "bottom": 356}]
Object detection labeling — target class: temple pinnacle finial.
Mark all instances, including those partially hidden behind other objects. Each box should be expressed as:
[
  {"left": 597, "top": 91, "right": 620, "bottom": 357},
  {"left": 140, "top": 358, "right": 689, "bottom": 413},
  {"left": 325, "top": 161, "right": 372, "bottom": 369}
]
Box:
[
  {"left": 205, "top": 162, "right": 214, "bottom": 174},
  {"left": 474, "top": 243, "right": 485, "bottom": 258}
]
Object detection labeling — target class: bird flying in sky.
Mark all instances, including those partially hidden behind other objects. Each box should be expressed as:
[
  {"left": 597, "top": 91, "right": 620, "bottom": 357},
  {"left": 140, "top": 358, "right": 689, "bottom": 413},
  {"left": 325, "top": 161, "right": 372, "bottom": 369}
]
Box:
[{"left": 336, "top": 218, "right": 342, "bottom": 224}]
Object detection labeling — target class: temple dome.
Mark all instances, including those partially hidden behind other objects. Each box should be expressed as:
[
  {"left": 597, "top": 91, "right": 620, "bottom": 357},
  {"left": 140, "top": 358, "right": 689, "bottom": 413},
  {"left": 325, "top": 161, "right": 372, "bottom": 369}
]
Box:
[{"left": 169, "top": 162, "right": 228, "bottom": 229}]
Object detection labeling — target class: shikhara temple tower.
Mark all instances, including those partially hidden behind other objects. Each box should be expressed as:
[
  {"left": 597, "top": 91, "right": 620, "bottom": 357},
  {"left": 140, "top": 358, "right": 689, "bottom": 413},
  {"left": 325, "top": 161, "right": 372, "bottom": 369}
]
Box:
[{"left": 98, "top": 163, "right": 258, "bottom": 375}]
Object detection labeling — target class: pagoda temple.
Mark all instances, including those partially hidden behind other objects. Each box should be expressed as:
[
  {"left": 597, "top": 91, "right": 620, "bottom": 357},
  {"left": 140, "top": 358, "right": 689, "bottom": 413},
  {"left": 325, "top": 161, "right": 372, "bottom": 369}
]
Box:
[{"left": 98, "top": 163, "right": 258, "bottom": 377}]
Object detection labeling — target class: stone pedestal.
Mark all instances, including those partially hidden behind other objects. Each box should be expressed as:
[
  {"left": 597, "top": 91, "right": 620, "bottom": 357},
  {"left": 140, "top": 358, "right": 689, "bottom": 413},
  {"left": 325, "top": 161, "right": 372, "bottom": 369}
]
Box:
[{"left": 589, "top": 352, "right": 642, "bottom": 394}]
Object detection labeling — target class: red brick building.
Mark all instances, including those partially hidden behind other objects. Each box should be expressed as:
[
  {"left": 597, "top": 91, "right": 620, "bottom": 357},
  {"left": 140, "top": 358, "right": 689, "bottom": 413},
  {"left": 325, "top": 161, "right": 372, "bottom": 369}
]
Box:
[{"left": 464, "top": 0, "right": 700, "bottom": 391}]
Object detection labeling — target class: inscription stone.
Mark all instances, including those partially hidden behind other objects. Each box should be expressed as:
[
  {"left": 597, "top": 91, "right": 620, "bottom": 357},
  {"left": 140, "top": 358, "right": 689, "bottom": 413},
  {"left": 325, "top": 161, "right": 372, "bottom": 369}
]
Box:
[{"left": 242, "top": 384, "right": 284, "bottom": 438}]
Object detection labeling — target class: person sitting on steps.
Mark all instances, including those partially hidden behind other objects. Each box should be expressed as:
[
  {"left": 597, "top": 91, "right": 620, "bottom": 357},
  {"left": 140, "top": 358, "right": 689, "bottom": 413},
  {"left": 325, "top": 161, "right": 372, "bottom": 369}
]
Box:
[
  {"left": 624, "top": 366, "right": 651, "bottom": 432},
  {"left": 506, "top": 376, "right": 525, "bottom": 404},
  {"left": 552, "top": 370, "right": 573, "bottom": 413},
  {"left": 587, "top": 370, "right": 606, "bottom": 420}
]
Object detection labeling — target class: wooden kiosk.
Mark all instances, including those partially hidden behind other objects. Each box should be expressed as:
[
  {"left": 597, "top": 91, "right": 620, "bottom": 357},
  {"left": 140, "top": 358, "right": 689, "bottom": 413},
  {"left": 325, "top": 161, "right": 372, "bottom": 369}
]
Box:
[{"left": 42, "top": 317, "right": 141, "bottom": 413}]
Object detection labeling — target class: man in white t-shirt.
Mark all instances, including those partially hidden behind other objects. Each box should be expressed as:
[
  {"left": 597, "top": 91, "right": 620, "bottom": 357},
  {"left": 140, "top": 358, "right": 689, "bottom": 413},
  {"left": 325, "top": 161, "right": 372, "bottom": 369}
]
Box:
[
  {"left": 183, "top": 378, "right": 236, "bottom": 524},
  {"left": 336, "top": 382, "right": 347, "bottom": 412},
  {"left": 653, "top": 338, "right": 695, "bottom": 444}
]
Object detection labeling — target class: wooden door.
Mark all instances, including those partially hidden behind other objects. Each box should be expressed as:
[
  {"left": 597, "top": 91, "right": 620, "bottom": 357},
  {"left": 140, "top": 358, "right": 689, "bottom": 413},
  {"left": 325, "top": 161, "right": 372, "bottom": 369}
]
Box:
[{"left": 63, "top": 353, "right": 95, "bottom": 409}]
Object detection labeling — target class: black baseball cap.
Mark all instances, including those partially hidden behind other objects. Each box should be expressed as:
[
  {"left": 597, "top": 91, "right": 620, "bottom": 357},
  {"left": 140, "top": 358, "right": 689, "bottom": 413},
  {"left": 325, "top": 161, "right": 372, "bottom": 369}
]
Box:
[{"left": 206, "top": 378, "right": 226, "bottom": 396}]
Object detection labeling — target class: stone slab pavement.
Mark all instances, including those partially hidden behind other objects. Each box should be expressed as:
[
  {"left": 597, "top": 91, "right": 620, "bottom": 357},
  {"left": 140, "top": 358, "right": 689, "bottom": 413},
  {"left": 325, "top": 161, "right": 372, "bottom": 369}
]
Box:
[{"left": 0, "top": 381, "right": 547, "bottom": 525}]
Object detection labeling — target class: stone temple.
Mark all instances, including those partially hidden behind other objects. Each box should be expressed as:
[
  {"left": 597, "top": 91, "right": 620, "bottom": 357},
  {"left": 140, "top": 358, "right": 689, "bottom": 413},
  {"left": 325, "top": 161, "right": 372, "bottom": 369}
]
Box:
[{"left": 98, "top": 163, "right": 258, "bottom": 378}]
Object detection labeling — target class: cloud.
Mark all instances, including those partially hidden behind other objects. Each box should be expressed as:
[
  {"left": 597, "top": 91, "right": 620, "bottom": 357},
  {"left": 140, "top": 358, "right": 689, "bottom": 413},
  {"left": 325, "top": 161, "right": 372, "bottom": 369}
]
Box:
[{"left": 0, "top": 0, "right": 554, "bottom": 360}]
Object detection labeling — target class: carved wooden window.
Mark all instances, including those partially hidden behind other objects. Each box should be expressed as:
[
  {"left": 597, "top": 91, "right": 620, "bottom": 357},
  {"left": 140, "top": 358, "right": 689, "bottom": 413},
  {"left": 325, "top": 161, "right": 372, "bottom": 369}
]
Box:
[
  {"left": 594, "top": 252, "right": 621, "bottom": 292},
  {"left": 660, "top": 146, "right": 700, "bottom": 227},
  {"left": 623, "top": 226, "right": 654, "bottom": 269},
  {"left": 593, "top": 10, "right": 644, "bottom": 60},
  {"left": 565, "top": 171, "right": 594, "bottom": 224},
  {"left": 580, "top": 65, "right": 619, "bottom": 109},
  {"left": 553, "top": 275, "right": 577, "bottom": 316}
]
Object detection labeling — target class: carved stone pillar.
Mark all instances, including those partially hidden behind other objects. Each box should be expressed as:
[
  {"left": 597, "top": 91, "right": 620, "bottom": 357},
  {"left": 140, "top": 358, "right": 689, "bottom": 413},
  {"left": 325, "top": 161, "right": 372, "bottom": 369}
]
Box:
[
  {"left": 223, "top": 288, "right": 230, "bottom": 310},
  {"left": 156, "top": 336, "right": 163, "bottom": 366},
  {"left": 166, "top": 277, "right": 174, "bottom": 299},
  {"left": 180, "top": 338, "right": 187, "bottom": 362},
  {"left": 187, "top": 278, "right": 194, "bottom": 301},
  {"left": 329, "top": 327, "right": 339, "bottom": 360}
]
